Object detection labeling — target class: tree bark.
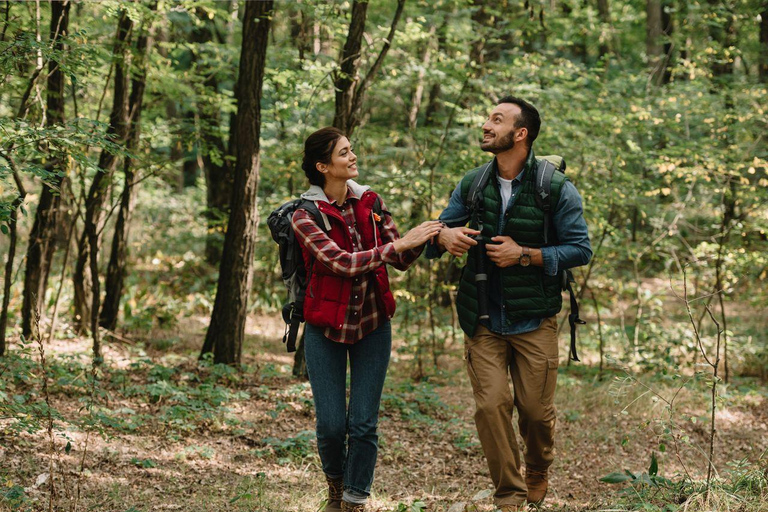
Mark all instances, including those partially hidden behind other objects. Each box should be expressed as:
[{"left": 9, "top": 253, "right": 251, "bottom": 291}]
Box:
[
  {"left": 334, "top": 0, "right": 406, "bottom": 136},
  {"left": 193, "top": 9, "right": 234, "bottom": 265},
  {"left": 0, "top": 154, "right": 26, "bottom": 356},
  {"left": 101, "top": 15, "right": 154, "bottom": 331},
  {"left": 761, "top": 6, "right": 768, "bottom": 81},
  {"left": 647, "top": 0, "right": 664, "bottom": 85},
  {"left": 597, "top": 0, "right": 611, "bottom": 58},
  {"left": 407, "top": 26, "right": 436, "bottom": 130},
  {"left": 333, "top": 0, "right": 367, "bottom": 134},
  {"left": 200, "top": 0, "right": 274, "bottom": 365},
  {"left": 661, "top": 0, "right": 673, "bottom": 84},
  {"left": 72, "top": 10, "right": 132, "bottom": 346},
  {"left": 21, "top": 0, "right": 70, "bottom": 340},
  {"left": 424, "top": 19, "right": 449, "bottom": 127}
]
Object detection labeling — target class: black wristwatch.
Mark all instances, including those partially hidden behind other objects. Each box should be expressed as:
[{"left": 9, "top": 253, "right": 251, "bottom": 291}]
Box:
[{"left": 519, "top": 246, "right": 531, "bottom": 267}]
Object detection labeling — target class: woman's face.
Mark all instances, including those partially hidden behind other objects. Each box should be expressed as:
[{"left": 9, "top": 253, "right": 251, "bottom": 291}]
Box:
[{"left": 318, "top": 136, "right": 358, "bottom": 182}]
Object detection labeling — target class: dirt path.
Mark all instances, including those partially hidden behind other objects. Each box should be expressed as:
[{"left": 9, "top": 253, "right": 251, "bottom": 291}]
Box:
[{"left": 2, "top": 320, "right": 766, "bottom": 512}]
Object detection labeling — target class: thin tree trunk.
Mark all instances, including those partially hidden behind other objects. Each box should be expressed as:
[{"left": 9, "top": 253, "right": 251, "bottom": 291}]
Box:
[
  {"left": 193, "top": 9, "right": 233, "bottom": 265},
  {"left": 407, "top": 26, "right": 436, "bottom": 130},
  {"left": 661, "top": 0, "right": 673, "bottom": 84},
  {"left": 155, "top": 25, "right": 185, "bottom": 193},
  {"left": 333, "top": 0, "right": 367, "bottom": 134},
  {"left": 101, "top": 15, "right": 154, "bottom": 331},
  {"left": 334, "top": 0, "right": 406, "bottom": 136},
  {"left": 647, "top": 0, "right": 664, "bottom": 86},
  {"left": 0, "top": 154, "right": 27, "bottom": 355},
  {"left": 760, "top": 6, "right": 768, "bottom": 81},
  {"left": 597, "top": 0, "right": 611, "bottom": 57},
  {"left": 21, "top": 0, "right": 70, "bottom": 340},
  {"left": 424, "top": 19, "right": 449, "bottom": 127},
  {"left": 74, "top": 10, "right": 133, "bottom": 351},
  {"left": 200, "top": 0, "right": 274, "bottom": 365}
]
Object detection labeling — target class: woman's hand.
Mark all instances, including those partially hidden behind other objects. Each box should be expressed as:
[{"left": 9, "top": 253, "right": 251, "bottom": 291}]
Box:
[{"left": 393, "top": 220, "right": 443, "bottom": 253}]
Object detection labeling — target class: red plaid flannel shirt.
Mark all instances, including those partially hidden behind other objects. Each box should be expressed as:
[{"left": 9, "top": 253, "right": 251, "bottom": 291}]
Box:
[{"left": 291, "top": 188, "right": 421, "bottom": 344}]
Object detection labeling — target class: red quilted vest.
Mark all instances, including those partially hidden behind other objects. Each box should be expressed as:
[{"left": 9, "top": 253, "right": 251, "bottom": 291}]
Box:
[{"left": 300, "top": 190, "right": 396, "bottom": 330}]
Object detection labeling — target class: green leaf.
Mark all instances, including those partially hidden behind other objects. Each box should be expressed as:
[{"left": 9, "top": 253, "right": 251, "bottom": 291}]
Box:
[
  {"left": 65, "top": 441, "right": 72, "bottom": 454},
  {"left": 648, "top": 452, "right": 658, "bottom": 477},
  {"left": 600, "top": 472, "right": 635, "bottom": 484}
]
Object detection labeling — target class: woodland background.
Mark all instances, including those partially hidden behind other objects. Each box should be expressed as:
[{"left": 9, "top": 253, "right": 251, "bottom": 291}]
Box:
[{"left": 0, "top": 0, "right": 766, "bottom": 511}]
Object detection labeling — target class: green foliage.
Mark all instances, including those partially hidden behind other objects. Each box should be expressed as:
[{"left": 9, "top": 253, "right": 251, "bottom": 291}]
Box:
[
  {"left": 381, "top": 380, "right": 449, "bottom": 426},
  {"left": 256, "top": 430, "right": 315, "bottom": 463},
  {"left": 395, "top": 500, "right": 427, "bottom": 512}
]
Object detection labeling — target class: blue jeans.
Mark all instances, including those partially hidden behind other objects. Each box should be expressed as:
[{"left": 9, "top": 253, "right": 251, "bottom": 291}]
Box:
[{"left": 304, "top": 321, "right": 391, "bottom": 498}]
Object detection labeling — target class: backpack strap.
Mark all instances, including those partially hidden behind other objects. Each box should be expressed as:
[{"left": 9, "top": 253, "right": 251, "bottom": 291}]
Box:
[
  {"left": 534, "top": 157, "right": 583, "bottom": 362},
  {"left": 564, "top": 269, "right": 585, "bottom": 362},
  {"left": 534, "top": 159, "right": 557, "bottom": 246},
  {"left": 467, "top": 160, "right": 494, "bottom": 230},
  {"left": 283, "top": 199, "right": 326, "bottom": 353}
]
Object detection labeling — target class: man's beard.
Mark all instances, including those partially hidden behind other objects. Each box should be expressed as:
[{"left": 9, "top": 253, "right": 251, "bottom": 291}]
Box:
[{"left": 480, "top": 131, "right": 515, "bottom": 154}]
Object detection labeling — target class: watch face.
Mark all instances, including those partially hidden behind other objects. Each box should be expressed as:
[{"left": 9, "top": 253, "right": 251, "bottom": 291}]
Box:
[{"left": 520, "top": 254, "right": 531, "bottom": 267}]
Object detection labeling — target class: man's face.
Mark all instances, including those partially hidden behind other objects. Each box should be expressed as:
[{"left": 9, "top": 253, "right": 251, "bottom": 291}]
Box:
[{"left": 480, "top": 103, "right": 525, "bottom": 154}]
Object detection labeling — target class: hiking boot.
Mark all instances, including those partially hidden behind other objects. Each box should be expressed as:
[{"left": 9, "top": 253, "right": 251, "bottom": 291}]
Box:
[
  {"left": 341, "top": 502, "right": 366, "bottom": 512},
  {"left": 324, "top": 476, "right": 343, "bottom": 511},
  {"left": 525, "top": 465, "right": 549, "bottom": 506}
]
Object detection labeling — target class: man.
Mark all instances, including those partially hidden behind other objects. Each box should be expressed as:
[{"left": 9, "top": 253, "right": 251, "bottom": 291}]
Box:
[{"left": 426, "top": 96, "right": 591, "bottom": 510}]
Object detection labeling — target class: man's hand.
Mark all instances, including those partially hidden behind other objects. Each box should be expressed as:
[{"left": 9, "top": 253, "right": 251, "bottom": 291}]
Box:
[
  {"left": 438, "top": 227, "right": 481, "bottom": 257},
  {"left": 486, "top": 235, "right": 523, "bottom": 268}
]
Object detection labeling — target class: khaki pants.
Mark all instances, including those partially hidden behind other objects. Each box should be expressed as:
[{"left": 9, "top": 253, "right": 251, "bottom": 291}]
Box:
[{"left": 465, "top": 318, "right": 559, "bottom": 506}]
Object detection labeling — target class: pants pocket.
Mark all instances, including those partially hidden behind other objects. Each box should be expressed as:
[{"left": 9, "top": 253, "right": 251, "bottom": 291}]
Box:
[
  {"left": 539, "top": 357, "right": 559, "bottom": 405},
  {"left": 465, "top": 345, "right": 481, "bottom": 392}
]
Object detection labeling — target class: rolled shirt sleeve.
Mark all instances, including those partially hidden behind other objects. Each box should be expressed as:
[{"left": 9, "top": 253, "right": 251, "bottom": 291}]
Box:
[{"left": 539, "top": 180, "right": 592, "bottom": 276}]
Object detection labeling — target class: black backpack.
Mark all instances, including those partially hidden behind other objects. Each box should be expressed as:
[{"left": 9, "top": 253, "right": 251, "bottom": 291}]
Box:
[
  {"left": 267, "top": 196, "right": 385, "bottom": 352},
  {"left": 466, "top": 156, "right": 585, "bottom": 362},
  {"left": 267, "top": 199, "right": 320, "bottom": 352}
]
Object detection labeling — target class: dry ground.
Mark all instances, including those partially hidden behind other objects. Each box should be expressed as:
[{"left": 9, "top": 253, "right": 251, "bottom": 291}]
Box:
[{"left": 1, "top": 315, "right": 767, "bottom": 512}]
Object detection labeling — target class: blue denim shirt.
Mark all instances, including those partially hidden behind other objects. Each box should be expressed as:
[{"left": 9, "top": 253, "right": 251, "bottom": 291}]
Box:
[{"left": 426, "top": 158, "right": 592, "bottom": 335}]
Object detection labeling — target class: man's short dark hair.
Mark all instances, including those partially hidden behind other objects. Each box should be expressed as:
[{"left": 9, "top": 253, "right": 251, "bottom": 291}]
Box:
[{"left": 497, "top": 95, "right": 540, "bottom": 147}]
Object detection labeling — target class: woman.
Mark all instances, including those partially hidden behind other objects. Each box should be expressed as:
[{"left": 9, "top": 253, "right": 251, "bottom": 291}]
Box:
[{"left": 292, "top": 127, "right": 441, "bottom": 512}]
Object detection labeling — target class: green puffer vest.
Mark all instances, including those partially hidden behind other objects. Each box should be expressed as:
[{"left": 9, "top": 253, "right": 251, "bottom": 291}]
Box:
[{"left": 456, "top": 151, "right": 568, "bottom": 337}]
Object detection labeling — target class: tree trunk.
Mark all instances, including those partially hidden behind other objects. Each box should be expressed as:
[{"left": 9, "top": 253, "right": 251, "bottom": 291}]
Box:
[
  {"left": 21, "top": 0, "right": 70, "bottom": 340},
  {"left": 597, "top": 0, "right": 611, "bottom": 58},
  {"left": 647, "top": 0, "right": 664, "bottom": 85},
  {"left": 101, "top": 16, "right": 153, "bottom": 331},
  {"left": 333, "top": 0, "right": 367, "bottom": 134},
  {"left": 407, "top": 26, "right": 436, "bottom": 130},
  {"left": 334, "top": 0, "right": 406, "bottom": 136},
  {"left": 155, "top": 25, "right": 186, "bottom": 193},
  {"left": 193, "top": 9, "right": 234, "bottom": 265},
  {"left": 0, "top": 155, "right": 26, "bottom": 356},
  {"left": 424, "top": 19, "right": 449, "bottom": 127},
  {"left": 73, "top": 9, "right": 132, "bottom": 345},
  {"left": 200, "top": 0, "right": 274, "bottom": 365},
  {"left": 661, "top": 0, "right": 673, "bottom": 84},
  {"left": 761, "top": 6, "right": 768, "bottom": 81}
]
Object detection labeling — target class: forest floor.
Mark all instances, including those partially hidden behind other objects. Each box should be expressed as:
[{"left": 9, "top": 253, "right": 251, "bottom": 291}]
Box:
[{"left": 1, "top": 314, "right": 767, "bottom": 512}]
